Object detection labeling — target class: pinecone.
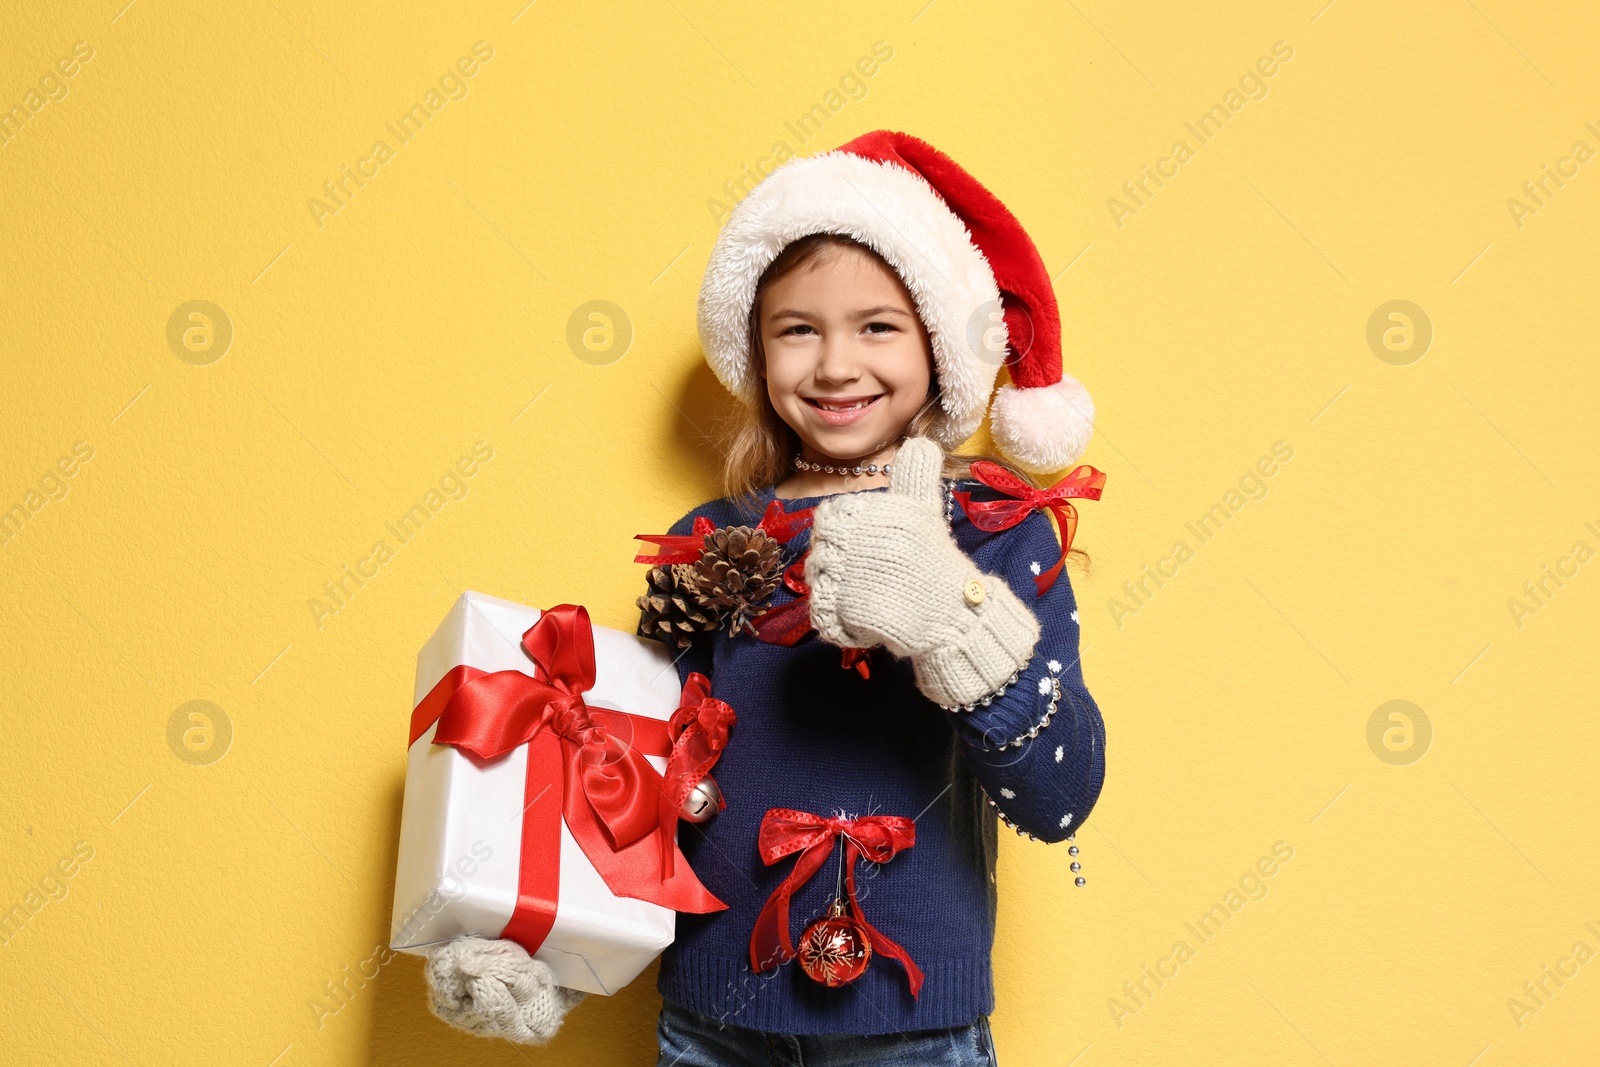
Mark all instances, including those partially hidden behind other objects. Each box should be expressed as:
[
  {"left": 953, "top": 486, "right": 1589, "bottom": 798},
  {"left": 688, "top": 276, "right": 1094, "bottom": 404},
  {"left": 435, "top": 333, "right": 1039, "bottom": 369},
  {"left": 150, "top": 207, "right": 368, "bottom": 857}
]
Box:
[
  {"left": 686, "top": 526, "right": 784, "bottom": 638},
  {"left": 636, "top": 563, "right": 718, "bottom": 649}
]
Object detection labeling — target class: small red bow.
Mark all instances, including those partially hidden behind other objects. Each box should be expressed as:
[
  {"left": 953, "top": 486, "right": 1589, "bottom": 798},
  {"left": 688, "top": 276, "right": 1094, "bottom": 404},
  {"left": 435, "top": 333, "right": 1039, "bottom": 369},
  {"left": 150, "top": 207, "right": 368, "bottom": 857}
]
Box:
[
  {"left": 954, "top": 461, "right": 1106, "bottom": 596},
  {"left": 632, "top": 498, "right": 815, "bottom": 565},
  {"left": 658, "top": 672, "right": 736, "bottom": 880},
  {"left": 749, "top": 807, "right": 923, "bottom": 998}
]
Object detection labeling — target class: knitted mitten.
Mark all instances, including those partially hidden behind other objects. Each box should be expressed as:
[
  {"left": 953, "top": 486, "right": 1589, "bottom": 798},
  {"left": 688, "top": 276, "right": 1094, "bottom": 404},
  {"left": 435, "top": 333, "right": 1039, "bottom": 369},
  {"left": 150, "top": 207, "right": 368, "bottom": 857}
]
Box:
[
  {"left": 806, "top": 436, "right": 1041, "bottom": 708},
  {"left": 424, "top": 936, "right": 588, "bottom": 1045}
]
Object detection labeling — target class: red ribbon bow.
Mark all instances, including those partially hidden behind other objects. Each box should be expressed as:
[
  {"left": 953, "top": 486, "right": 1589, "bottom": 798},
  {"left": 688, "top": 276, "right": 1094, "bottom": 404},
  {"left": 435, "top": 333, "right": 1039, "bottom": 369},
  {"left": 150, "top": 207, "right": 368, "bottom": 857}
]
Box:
[
  {"left": 633, "top": 498, "right": 815, "bottom": 565},
  {"left": 415, "top": 604, "right": 727, "bottom": 955},
  {"left": 954, "top": 461, "right": 1106, "bottom": 596},
  {"left": 749, "top": 807, "right": 924, "bottom": 998},
  {"left": 658, "top": 673, "right": 736, "bottom": 880}
]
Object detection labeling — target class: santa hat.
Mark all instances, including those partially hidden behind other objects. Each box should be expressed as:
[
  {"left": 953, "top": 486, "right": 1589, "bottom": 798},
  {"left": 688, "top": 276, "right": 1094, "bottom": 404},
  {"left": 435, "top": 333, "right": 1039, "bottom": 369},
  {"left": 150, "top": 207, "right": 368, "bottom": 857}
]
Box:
[{"left": 696, "top": 129, "right": 1094, "bottom": 473}]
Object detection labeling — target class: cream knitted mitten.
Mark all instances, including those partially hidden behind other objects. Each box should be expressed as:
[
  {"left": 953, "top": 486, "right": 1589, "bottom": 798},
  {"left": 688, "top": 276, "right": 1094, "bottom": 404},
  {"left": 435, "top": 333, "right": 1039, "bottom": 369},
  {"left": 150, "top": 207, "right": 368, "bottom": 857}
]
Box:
[
  {"left": 424, "top": 936, "right": 588, "bottom": 1045},
  {"left": 806, "top": 436, "right": 1041, "bottom": 708}
]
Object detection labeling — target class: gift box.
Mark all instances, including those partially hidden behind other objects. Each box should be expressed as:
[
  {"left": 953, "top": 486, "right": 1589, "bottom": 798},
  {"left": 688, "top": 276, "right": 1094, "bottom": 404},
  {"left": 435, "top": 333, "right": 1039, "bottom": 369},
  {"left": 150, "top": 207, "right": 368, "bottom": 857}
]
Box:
[{"left": 390, "top": 591, "right": 732, "bottom": 995}]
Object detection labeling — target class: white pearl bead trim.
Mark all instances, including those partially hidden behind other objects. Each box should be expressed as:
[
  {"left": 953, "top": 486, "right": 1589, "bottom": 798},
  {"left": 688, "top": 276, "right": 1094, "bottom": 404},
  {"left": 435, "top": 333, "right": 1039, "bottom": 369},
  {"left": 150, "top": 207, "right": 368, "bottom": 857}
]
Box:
[
  {"left": 952, "top": 674, "right": 1061, "bottom": 753},
  {"left": 792, "top": 455, "right": 892, "bottom": 476},
  {"left": 937, "top": 650, "right": 1035, "bottom": 713},
  {"left": 978, "top": 785, "right": 1087, "bottom": 879}
]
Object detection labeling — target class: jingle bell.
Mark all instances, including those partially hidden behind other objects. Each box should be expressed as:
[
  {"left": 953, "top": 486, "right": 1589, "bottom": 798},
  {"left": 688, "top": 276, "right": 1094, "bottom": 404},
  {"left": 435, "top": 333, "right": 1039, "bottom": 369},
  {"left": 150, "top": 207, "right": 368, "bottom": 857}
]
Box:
[
  {"left": 796, "top": 898, "right": 872, "bottom": 987},
  {"left": 679, "top": 774, "right": 723, "bottom": 823}
]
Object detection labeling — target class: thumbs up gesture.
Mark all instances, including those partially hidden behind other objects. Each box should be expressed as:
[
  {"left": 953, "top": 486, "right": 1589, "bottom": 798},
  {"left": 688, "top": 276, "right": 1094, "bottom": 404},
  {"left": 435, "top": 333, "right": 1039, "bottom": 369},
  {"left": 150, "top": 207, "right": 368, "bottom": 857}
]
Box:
[{"left": 805, "top": 437, "right": 1041, "bottom": 709}]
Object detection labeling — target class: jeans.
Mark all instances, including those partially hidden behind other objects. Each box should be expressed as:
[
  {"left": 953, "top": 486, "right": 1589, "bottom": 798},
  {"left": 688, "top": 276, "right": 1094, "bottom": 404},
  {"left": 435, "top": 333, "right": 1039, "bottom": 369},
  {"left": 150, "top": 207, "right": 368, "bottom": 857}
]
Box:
[{"left": 656, "top": 999, "right": 999, "bottom": 1067}]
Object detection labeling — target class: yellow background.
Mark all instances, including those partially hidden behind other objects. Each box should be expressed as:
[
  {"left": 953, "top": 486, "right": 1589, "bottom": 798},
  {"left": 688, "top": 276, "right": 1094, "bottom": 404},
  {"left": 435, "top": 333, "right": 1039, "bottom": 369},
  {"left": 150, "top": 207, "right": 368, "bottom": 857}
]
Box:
[{"left": 3, "top": 0, "right": 1597, "bottom": 1064}]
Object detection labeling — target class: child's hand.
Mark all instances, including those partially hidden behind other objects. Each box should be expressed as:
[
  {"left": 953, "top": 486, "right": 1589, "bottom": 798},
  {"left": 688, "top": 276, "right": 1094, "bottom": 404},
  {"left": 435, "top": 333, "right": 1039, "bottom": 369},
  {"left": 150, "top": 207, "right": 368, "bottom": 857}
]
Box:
[
  {"left": 424, "top": 936, "right": 588, "bottom": 1045},
  {"left": 806, "top": 436, "right": 1040, "bottom": 708}
]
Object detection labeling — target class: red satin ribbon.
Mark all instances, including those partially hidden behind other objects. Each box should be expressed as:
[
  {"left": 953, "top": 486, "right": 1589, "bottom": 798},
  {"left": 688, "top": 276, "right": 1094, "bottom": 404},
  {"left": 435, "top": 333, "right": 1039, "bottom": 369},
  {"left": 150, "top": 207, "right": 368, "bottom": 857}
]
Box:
[
  {"left": 633, "top": 499, "right": 815, "bottom": 565},
  {"left": 750, "top": 551, "right": 815, "bottom": 646},
  {"left": 749, "top": 807, "right": 924, "bottom": 999},
  {"left": 415, "top": 604, "right": 728, "bottom": 957},
  {"left": 954, "top": 461, "right": 1106, "bottom": 596},
  {"left": 839, "top": 647, "right": 872, "bottom": 678},
  {"left": 748, "top": 550, "right": 872, "bottom": 676},
  {"left": 658, "top": 672, "right": 736, "bottom": 880}
]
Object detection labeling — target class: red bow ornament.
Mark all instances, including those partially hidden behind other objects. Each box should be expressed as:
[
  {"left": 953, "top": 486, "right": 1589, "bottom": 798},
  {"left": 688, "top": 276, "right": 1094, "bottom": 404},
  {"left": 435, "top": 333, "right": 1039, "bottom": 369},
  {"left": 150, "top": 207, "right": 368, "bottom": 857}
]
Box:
[
  {"left": 657, "top": 672, "right": 736, "bottom": 881},
  {"left": 954, "top": 461, "right": 1106, "bottom": 596},
  {"left": 749, "top": 807, "right": 924, "bottom": 998},
  {"left": 632, "top": 498, "right": 815, "bottom": 565},
  {"left": 413, "top": 604, "right": 728, "bottom": 956}
]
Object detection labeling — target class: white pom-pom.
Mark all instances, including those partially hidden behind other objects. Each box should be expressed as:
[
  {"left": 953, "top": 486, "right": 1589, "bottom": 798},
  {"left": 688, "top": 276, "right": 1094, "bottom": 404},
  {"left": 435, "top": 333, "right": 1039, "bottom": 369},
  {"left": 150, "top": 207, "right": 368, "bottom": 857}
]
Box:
[{"left": 989, "top": 374, "right": 1095, "bottom": 474}]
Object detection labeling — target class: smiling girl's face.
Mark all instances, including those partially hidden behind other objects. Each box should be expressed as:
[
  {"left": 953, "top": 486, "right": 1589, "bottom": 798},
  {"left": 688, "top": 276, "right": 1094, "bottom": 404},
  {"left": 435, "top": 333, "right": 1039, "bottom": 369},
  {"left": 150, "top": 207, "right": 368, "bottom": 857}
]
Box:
[{"left": 757, "top": 242, "right": 934, "bottom": 472}]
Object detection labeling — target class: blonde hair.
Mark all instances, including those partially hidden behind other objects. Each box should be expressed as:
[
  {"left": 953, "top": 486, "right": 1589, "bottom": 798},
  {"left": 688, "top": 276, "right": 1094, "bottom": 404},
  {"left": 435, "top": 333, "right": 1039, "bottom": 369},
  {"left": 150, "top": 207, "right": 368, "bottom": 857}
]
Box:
[{"left": 711, "top": 231, "right": 1090, "bottom": 570}]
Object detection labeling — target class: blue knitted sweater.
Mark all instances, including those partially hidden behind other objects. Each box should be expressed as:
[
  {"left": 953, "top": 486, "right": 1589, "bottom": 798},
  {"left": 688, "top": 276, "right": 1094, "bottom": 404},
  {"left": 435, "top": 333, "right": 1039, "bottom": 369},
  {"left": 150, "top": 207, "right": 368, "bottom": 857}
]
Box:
[{"left": 645, "top": 477, "right": 1106, "bottom": 1036}]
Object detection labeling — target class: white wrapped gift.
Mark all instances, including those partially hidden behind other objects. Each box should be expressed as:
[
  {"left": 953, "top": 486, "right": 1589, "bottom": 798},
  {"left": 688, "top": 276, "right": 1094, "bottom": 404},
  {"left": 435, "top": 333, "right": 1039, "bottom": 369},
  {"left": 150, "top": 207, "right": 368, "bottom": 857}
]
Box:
[{"left": 389, "top": 591, "right": 726, "bottom": 995}]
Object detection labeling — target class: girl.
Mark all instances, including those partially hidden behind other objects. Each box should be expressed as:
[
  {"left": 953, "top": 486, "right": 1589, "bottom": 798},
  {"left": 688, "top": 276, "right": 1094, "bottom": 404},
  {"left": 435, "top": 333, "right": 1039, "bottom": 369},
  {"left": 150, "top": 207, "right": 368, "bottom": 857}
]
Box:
[{"left": 425, "top": 131, "right": 1106, "bottom": 1066}]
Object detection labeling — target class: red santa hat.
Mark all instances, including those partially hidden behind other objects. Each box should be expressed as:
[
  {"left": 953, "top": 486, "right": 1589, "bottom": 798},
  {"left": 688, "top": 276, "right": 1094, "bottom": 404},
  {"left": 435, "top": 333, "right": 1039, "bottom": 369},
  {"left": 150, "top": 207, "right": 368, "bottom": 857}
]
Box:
[{"left": 696, "top": 129, "right": 1094, "bottom": 473}]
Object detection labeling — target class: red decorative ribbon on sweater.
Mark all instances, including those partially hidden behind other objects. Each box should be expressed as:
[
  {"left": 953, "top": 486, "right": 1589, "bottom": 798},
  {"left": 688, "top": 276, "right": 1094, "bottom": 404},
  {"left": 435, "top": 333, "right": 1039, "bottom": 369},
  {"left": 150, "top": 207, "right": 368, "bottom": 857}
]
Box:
[
  {"left": 415, "top": 604, "right": 728, "bottom": 956},
  {"left": 632, "top": 498, "right": 814, "bottom": 565},
  {"left": 749, "top": 808, "right": 924, "bottom": 998},
  {"left": 839, "top": 646, "right": 873, "bottom": 678},
  {"left": 749, "top": 552, "right": 816, "bottom": 646},
  {"left": 634, "top": 501, "right": 868, "bottom": 670},
  {"left": 658, "top": 672, "right": 736, "bottom": 880},
  {"left": 751, "top": 551, "right": 873, "bottom": 675},
  {"left": 954, "top": 461, "right": 1107, "bottom": 596}
]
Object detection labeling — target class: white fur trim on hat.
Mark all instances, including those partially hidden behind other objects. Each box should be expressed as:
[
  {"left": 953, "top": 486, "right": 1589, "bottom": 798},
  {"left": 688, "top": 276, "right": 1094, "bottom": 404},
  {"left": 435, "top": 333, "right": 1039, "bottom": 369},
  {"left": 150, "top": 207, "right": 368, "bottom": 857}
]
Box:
[
  {"left": 696, "top": 151, "right": 1004, "bottom": 451},
  {"left": 989, "top": 374, "right": 1096, "bottom": 474}
]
